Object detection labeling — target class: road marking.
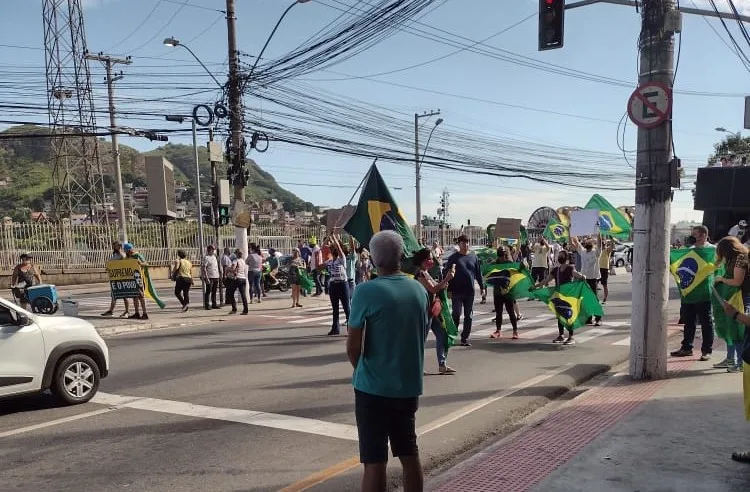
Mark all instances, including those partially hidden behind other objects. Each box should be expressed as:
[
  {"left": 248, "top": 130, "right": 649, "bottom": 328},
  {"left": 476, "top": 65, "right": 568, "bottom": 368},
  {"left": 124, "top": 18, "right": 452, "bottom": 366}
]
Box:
[
  {"left": 0, "top": 407, "right": 117, "bottom": 439},
  {"left": 92, "top": 392, "right": 358, "bottom": 441},
  {"left": 281, "top": 364, "right": 574, "bottom": 491},
  {"left": 613, "top": 336, "right": 631, "bottom": 346},
  {"left": 472, "top": 315, "right": 555, "bottom": 338},
  {"left": 289, "top": 315, "right": 331, "bottom": 324},
  {"left": 573, "top": 328, "right": 614, "bottom": 344},
  {"left": 515, "top": 326, "right": 560, "bottom": 340},
  {"left": 302, "top": 306, "right": 331, "bottom": 314},
  {"left": 260, "top": 314, "right": 304, "bottom": 320}
]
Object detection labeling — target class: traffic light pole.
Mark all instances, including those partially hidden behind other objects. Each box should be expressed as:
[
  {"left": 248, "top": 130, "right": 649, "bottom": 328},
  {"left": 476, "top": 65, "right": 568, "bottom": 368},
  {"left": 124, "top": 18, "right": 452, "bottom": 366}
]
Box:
[{"left": 208, "top": 128, "right": 224, "bottom": 305}]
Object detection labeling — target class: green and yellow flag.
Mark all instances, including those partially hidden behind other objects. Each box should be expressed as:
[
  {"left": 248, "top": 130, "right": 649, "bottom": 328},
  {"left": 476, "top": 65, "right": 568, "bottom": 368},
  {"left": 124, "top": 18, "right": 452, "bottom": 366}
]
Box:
[
  {"left": 530, "top": 281, "right": 603, "bottom": 330},
  {"left": 711, "top": 268, "right": 745, "bottom": 344},
  {"left": 669, "top": 247, "right": 716, "bottom": 304},
  {"left": 438, "top": 290, "right": 459, "bottom": 350},
  {"left": 584, "top": 194, "right": 632, "bottom": 241},
  {"left": 482, "top": 262, "right": 533, "bottom": 299},
  {"left": 543, "top": 218, "right": 569, "bottom": 243},
  {"left": 345, "top": 164, "right": 420, "bottom": 256}
]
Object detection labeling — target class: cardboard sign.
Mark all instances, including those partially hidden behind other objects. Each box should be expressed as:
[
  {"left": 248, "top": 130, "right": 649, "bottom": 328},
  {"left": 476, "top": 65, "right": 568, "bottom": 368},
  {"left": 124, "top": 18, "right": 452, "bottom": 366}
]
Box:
[
  {"left": 570, "top": 209, "right": 600, "bottom": 237},
  {"left": 494, "top": 218, "right": 522, "bottom": 239},
  {"left": 106, "top": 259, "right": 144, "bottom": 299}
]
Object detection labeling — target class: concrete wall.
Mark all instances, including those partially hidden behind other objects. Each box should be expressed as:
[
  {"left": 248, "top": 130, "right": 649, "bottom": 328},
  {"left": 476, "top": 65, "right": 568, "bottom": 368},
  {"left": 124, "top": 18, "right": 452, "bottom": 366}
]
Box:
[{"left": 0, "top": 265, "right": 202, "bottom": 289}]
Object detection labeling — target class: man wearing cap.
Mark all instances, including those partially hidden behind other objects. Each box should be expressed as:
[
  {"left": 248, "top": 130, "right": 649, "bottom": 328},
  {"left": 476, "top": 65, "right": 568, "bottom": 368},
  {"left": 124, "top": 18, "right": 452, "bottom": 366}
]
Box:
[{"left": 443, "top": 234, "right": 485, "bottom": 347}]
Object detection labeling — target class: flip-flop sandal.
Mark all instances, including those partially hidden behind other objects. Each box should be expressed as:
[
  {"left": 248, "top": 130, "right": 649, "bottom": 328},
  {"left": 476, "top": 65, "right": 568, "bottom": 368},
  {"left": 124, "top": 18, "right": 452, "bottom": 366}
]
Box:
[{"left": 731, "top": 451, "right": 750, "bottom": 463}]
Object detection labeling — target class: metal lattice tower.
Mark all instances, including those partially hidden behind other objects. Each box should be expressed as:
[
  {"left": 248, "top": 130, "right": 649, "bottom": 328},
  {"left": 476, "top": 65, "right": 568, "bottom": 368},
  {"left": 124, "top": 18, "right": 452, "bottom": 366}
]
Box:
[{"left": 43, "top": 0, "right": 105, "bottom": 221}]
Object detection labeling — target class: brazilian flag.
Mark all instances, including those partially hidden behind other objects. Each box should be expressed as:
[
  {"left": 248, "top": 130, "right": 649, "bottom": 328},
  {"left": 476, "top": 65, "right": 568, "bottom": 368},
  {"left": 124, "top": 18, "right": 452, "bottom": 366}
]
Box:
[
  {"left": 530, "top": 281, "right": 603, "bottom": 330},
  {"left": 520, "top": 225, "right": 528, "bottom": 245},
  {"left": 482, "top": 262, "right": 533, "bottom": 299},
  {"left": 475, "top": 248, "right": 497, "bottom": 264},
  {"left": 345, "top": 164, "right": 420, "bottom": 256},
  {"left": 585, "top": 194, "right": 632, "bottom": 241},
  {"left": 711, "top": 267, "right": 745, "bottom": 344},
  {"left": 543, "top": 218, "right": 569, "bottom": 243},
  {"left": 438, "top": 290, "right": 459, "bottom": 350},
  {"left": 298, "top": 268, "right": 314, "bottom": 294},
  {"left": 669, "top": 247, "right": 716, "bottom": 304}
]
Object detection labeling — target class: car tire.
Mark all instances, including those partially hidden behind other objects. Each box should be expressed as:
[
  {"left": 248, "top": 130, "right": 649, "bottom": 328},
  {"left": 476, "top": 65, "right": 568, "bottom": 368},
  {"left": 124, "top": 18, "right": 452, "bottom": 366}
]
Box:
[
  {"left": 616, "top": 259, "right": 625, "bottom": 267},
  {"left": 52, "top": 354, "right": 101, "bottom": 405}
]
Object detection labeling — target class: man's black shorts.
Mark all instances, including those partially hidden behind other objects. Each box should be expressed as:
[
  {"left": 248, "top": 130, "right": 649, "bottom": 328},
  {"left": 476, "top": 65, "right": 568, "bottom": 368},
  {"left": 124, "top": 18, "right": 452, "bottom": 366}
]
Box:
[
  {"left": 599, "top": 268, "right": 609, "bottom": 286},
  {"left": 354, "top": 389, "right": 419, "bottom": 464}
]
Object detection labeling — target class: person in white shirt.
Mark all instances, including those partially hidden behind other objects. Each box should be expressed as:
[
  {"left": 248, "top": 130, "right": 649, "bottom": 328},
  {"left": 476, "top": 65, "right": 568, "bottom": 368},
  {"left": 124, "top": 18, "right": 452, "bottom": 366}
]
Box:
[
  {"left": 227, "top": 249, "right": 248, "bottom": 315},
  {"left": 326, "top": 234, "right": 350, "bottom": 336},
  {"left": 531, "top": 238, "right": 550, "bottom": 283},
  {"left": 201, "top": 245, "right": 221, "bottom": 310},
  {"left": 572, "top": 235, "right": 602, "bottom": 326},
  {"left": 310, "top": 240, "right": 324, "bottom": 296}
]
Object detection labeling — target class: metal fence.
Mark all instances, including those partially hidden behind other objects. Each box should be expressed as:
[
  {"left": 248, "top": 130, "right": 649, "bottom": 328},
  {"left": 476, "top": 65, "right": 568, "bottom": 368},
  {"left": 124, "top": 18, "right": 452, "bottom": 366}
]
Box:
[{"left": 0, "top": 219, "right": 488, "bottom": 271}]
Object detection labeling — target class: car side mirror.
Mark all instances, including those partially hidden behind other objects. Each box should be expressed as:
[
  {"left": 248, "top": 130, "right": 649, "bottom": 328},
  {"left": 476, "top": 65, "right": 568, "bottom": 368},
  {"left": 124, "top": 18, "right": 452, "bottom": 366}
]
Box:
[{"left": 16, "top": 313, "right": 31, "bottom": 326}]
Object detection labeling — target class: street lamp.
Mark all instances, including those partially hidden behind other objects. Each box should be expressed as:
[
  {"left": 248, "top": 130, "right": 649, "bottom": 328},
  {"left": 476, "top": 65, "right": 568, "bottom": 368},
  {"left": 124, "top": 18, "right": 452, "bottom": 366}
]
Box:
[
  {"left": 164, "top": 115, "right": 205, "bottom": 259},
  {"left": 414, "top": 111, "right": 442, "bottom": 241},
  {"left": 163, "top": 37, "right": 223, "bottom": 88},
  {"left": 715, "top": 127, "right": 742, "bottom": 139}
]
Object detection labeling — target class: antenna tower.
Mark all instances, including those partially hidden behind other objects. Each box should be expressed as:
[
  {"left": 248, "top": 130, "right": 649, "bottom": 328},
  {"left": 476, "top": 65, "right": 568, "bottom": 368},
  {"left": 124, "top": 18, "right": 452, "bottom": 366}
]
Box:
[{"left": 42, "top": 0, "right": 106, "bottom": 221}]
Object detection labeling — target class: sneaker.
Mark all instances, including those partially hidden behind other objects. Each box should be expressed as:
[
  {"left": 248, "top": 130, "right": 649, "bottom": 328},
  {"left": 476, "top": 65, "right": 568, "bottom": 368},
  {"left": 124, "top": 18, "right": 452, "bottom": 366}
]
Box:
[
  {"left": 594, "top": 320, "right": 602, "bottom": 327},
  {"left": 182, "top": 306, "right": 189, "bottom": 313},
  {"left": 602, "top": 299, "right": 607, "bottom": 305},
  {"left": 553, "top": 335, "right": 565, "bottom": 344},
  {"left": 140, "top": 314, "right": 149, "bottom": 320},
  {"left": 516, "top": 314, "right": 524, "bottom": 321},
  {"left": 439, "top": 365, "right": 456, "bottom": 375},
  {"left": 327, "top": 329, "right": 340, "bottom": 336},
  {"left": 563, "top": 337, "right": 576, "bottom": 345},
  {"left": 460, "top": 340, "right": 472, "bottom": 347},
  {"left": 491, "top": 317, "right": 497, "bottom": 322},
  {"left": 228, "top": 309, "right": 237, "bottom": 315},
  {"left": 241, "top": 311, "right": 249, "bottom": 315},
  {"left": 512, "top": 332, "right": 519, "bottom": 340},
  {"left": 127, "top": 313, "right": 141, "bottom": 320},
  {"left": 713, "top": 358, "right": 732, "bottom": 369},
  {"left": 728, "top": 365, "right": 743, "bottom": 373},
  {"left": 490, "top": 331, "right": 502, "bottom": 339},
  {"left": 211, "top": 305, "right": 220, "bottom": 309},
  {"left": 101, "top": 310, "right": 113, "bottom": 317},
  {"left": 670, "top": 348, "right": 693, "bottom": 357},
  {"left": 699, "top": 353, "right": 712, "bottom": 362}
]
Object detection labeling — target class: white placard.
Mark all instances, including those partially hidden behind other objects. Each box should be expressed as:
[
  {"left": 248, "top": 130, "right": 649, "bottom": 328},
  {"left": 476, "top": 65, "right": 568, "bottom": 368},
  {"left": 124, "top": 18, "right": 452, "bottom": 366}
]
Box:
[{"left": 570, "top": 209, "right": 600, "bottom": 237}]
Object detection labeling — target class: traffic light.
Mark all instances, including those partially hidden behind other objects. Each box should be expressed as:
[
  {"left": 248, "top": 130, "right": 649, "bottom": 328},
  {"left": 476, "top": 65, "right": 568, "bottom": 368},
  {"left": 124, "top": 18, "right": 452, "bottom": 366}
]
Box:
[
  {"left": 539, "top": 0, "right": 564, "bottom": 51},
  {"left": 201, "top": 205, "right": 214, "bottom": 226},
  {"left": 218, "top": 205, "right": 230, "bottom": 226}
]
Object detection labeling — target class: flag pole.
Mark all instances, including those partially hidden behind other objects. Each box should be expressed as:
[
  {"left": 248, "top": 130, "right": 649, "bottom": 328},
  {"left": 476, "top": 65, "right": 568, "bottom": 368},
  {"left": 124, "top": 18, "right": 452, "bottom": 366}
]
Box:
[{"left": 333, "top": 157, "right": 378, "bottom": 231}]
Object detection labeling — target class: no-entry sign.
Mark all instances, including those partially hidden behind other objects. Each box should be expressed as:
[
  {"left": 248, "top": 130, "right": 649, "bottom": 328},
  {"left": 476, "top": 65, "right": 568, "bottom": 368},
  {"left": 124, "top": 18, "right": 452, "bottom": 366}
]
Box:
[{"left": 627, "top": 82, "right": 672, "bottom": 129}]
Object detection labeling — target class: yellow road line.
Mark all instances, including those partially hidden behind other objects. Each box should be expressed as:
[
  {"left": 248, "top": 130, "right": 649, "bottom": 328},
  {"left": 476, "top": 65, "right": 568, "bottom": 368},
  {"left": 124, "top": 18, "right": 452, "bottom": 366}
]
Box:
[{"left": 279, "top": 456, "right": 360, "bottom": 492}]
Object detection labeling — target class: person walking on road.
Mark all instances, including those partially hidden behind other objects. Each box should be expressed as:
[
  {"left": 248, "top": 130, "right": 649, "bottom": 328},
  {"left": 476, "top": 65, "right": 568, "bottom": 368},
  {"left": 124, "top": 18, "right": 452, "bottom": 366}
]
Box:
[
  {"left": 443, "top": 234, "right": 485, "bottom": 347},
  {"left": 572, "top": 235, "right": 603, "bottom": 326},
  {"left": 346, "top": 230, "right": 429, "bottom": 492},
  {"left": 671, "top": 225, "right": 715, "bottom": 360},
  {"left": 490, "top": 247, "right": 520, "bottom": 340},
  {"left": 327, "top": 235, "right": 350, "bottom": 336},
  {"left": 123, "top": 243, "right": 149, "bottom": 320},
  {"left": 246, "top": 243, "right": 263, "bottom": 304},
  {"left": 310, "top": 239, "right": 324, "bottom": 296},
  {"left": 289, "top": 249, "right": 305, "bottom": 308},
  {"left": 535, "top": 250, "right": 587, "bottom": 345},
  {"left": 201, "top": 245, "right": 220, "bottom": 310},
  {"left": 220, "top": 247, "right": 232, "bottom": 306},
  {"left": 171, "top": 250, "right": 193, "bottom": 312},
  {"left": 414, "top": 247, "right": 456, "bottom": 374},
  {"left": 599, "top": 240, "right": 614, "bottom": 303},
  {"left": 713, "top": 236, "right": 750, "bottom": 372},
  {"left": 101, "top": 241, "right": 130, "bottom": 317},
  {"left": 227, "top": 249, "right": 249, "bottom": 315}
]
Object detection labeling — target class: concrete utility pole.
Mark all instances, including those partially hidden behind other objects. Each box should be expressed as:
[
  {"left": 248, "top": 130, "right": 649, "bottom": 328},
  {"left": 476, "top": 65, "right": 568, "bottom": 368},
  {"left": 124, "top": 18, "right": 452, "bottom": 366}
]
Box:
[
  {"left": 629, "top": 0, "right": 676, "bottom": 380},
  {"left": 225, "top": 0, "right": 248, "bottom": 260},
  {"left": 414, "top": 110, "right": 441, "bottom": 242},
  {"left": 86, "top": 52, "right": 132, "bottom": 243},
  {"left": 440, "top": 188, "right": 450, "bottom": 247}
]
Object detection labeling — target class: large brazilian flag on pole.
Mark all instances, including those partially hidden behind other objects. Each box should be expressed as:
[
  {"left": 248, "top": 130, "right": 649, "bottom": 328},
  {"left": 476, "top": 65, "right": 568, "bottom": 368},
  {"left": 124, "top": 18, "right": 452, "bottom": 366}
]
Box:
[
  {"left": 543, "top": 218, "right": 569, "bottom": 243},
  {"left": 584, "top": 194, "right": 632, "bottom": 241},
  {"left": 344, "top": 164, "right": 420, "bottom": 257}
]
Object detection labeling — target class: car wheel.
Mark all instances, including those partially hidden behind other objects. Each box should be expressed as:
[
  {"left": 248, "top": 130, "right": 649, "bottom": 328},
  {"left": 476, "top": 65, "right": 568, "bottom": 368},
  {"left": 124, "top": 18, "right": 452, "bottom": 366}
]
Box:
[
  {"left": 616, "top": 259, "right": 625, "bottom": 267},
  {"left": 52, "top": 354, "right": 101, "bottom": 405}
]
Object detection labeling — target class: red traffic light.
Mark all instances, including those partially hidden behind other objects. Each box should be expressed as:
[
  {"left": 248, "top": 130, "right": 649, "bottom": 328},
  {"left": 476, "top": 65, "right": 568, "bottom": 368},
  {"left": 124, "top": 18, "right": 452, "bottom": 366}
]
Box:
[{"left": 538, "top": 0, "right": 565, "bottom": 51}]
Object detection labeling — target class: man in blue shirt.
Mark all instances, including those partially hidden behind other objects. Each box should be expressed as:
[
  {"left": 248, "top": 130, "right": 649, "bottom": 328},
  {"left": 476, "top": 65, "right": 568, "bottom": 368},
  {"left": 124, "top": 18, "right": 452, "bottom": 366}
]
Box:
[
  {"left": 347, "top": 230, "right": 428, "bottom": 492},
  {"left": 443, "top": 234, "right": 485, "bottom": 346}
]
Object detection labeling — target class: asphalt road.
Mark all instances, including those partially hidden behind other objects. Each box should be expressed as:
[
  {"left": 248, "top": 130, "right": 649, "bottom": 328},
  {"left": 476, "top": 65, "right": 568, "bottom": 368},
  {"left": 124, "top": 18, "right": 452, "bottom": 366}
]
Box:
[{"left": 0, "top": 274, "right": 682, "bottom": 492}]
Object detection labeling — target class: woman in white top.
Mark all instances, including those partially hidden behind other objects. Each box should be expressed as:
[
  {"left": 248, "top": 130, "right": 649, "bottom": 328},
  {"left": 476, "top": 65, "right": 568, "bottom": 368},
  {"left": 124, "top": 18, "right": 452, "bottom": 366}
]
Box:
[
  {"left": 572, "top": 235, "right": 603, "bottom": 326},
  {"left": 227, "top": 249, "right": 249, "bottom": 315}
]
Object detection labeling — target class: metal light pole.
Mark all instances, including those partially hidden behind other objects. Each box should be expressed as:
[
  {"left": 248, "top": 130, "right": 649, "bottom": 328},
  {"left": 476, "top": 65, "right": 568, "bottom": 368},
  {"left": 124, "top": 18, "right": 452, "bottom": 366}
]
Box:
[
  {"left": 163, "top": 37, "right": 223, "bottom": 89},
  {"left": 715, "top": 127, "right": 742, "bottom": 139},
  {"left": 414, "top": 110, "right": 441, "bottom": 242}
]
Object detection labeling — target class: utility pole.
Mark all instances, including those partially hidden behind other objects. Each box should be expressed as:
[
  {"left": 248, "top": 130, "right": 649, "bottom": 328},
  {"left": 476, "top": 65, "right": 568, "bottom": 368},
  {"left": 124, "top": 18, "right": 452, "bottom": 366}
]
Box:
[
  {"left": 440, "top": 188, "right": 450, "bottom": 247},
  {"left": 414, "top": 110, "right": 440, "bottom": 242},
  {"left": 86, "top": 52, "right": 132, "bottom": 243},
  {"left": 208, "top": 128, "right": 224, "bottom": 305},
  {"left": 629, "top": 0, "right": 676, "bottom": 380}
]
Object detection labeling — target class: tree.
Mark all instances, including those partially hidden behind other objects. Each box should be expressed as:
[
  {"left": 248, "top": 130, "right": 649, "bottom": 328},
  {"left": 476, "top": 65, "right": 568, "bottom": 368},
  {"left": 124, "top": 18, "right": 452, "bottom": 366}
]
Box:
[{"left": 708, "top": 135, "right": 750, "bottom": 166}]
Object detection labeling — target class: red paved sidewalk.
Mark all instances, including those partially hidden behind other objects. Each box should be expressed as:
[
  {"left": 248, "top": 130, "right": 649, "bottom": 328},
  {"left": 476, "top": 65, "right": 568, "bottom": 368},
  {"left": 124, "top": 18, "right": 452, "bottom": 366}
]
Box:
[{"left": 428, "top": 353, "right": 748, "bottom": 491}]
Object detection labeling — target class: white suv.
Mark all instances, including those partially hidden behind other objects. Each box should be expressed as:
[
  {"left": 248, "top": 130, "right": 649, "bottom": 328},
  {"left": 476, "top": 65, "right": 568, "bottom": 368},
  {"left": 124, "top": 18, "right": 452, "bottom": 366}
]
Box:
[{"left": 0, "top": 296, "right": 109, "bottom": 404}]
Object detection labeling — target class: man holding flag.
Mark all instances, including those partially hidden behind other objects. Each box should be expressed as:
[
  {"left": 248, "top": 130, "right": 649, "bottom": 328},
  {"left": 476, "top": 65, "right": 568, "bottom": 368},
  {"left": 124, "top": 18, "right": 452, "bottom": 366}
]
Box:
[{"left": 669, "top": 225, "right": 716, "bottom": 360}]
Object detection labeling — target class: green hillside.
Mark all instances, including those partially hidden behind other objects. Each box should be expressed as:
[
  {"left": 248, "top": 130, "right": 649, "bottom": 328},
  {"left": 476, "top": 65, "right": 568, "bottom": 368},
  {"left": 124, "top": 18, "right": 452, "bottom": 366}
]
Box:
[{"left": 0, "top": 125, "right": 314, "bottom": 221}]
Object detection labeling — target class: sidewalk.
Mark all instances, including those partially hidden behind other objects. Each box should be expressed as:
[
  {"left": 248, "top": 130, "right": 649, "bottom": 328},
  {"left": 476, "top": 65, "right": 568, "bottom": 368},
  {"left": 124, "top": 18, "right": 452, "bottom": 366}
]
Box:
[
  {"left": 69, "top": 289, "right": 331, "bottom": 337},
  {"left": 427, "top": 349, "right": 749, "bottom": 492}
]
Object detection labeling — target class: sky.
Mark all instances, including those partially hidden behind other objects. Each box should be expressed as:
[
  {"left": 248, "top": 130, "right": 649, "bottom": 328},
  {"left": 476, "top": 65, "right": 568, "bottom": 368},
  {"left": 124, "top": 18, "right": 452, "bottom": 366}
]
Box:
[{"left": 2, "top": 0, "right": 750, "bottom": 229}]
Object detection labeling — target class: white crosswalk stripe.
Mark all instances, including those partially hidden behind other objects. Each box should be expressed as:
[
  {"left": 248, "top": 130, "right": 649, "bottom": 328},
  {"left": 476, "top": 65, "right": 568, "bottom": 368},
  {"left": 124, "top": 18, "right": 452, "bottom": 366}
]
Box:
[
  {"left": 613, "top": 337, "right": 631, "bottom": 346},
  {"left": 289, "top": 315, "right": 331, "bottom": 324}
]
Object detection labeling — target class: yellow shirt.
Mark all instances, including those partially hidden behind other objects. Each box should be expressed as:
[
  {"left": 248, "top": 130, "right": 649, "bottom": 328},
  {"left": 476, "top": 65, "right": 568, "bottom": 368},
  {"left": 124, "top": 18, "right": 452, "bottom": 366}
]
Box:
[
  {"left": 599, "top": 246, "right": 614, "bottom": 269},
  {"left": 176, "top": 258, "right": 192, "bottom": 278}
]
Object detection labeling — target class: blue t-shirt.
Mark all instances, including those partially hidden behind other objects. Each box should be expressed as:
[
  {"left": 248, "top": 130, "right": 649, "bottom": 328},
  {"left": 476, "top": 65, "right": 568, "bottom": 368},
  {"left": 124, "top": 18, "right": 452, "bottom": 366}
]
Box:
[{"left": 349, "top": 273, "right": 429, "bottom": 399}]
